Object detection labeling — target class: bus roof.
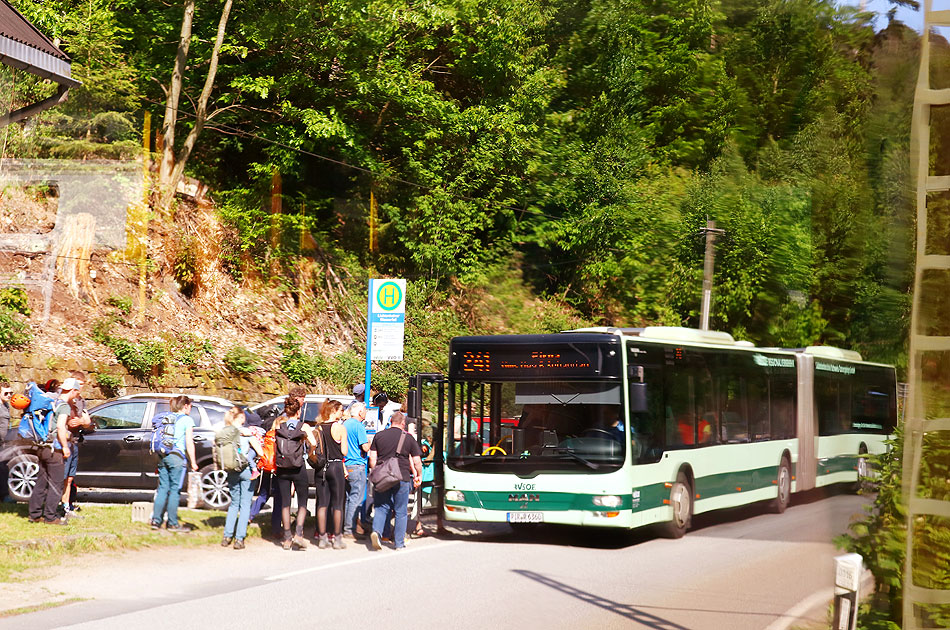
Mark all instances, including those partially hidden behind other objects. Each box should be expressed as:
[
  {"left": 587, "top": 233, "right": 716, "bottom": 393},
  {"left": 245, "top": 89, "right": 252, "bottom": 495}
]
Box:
[{"left": 562, "top": 326, "right": 868, "bottom": 362}]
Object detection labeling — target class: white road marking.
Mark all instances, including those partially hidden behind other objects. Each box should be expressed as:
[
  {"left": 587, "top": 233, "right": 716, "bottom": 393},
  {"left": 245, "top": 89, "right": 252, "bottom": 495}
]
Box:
[
  {"left": 763, "top": 570, "right": 873, "bottom": 630},
  {"left": 264, "top": 540, "right": 463, "bottom": 581}
]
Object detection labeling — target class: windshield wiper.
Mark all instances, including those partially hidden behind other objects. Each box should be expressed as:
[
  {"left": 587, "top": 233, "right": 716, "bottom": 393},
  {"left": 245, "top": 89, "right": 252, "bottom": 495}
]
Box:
[{"left": 555, "top": 447, "right": 600, "bottom": 470}]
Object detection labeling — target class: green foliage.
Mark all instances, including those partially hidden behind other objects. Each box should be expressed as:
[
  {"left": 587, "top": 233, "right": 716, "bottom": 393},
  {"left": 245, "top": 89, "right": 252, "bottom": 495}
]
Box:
[
  {"left": 167, "top": 333, "right": 210, "bottom": 368},
  {"left": 223, "top": 346, "right": 261, "bottom": 375},
  {"left": 106, "top": 296, "right": 133, "bottom": 317},
  {"left": 92, "top": 317, "right": 165, "bottom": 382},
  {"left": 836, "top": 429, "right": 906, "bottom": 627},
  {"left": 0, "top": 286, "right": 30, "bottom": 316},
  {"left": 108, "top": 338, "right": 167, "bottom": 381},
  {"left": 95, "top": 373, "right": 124, "bottom": 398},
  {"left": 174, "top": 236, "right": 199, "bottom": 298},
  {"left": 0, "top": 308, "right": 31, "bottom": 350},
  {"left": 278, "top": 329, "right": 326, "bottom": 385}
]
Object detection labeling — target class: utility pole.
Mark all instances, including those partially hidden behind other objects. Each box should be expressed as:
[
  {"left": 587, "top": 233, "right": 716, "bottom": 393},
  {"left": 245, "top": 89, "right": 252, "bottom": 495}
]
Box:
[{"left": 699, "top": 220, "right": 724, "bottom": 331}]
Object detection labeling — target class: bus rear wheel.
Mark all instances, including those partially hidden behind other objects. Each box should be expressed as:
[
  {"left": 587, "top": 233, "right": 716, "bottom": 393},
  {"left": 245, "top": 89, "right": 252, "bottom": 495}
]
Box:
[
  {"left": 661, "top": 472, "right": 692, "bottom": 539},
  {"left": 770, "top": 457, "right": 791, "bottom": 514}
]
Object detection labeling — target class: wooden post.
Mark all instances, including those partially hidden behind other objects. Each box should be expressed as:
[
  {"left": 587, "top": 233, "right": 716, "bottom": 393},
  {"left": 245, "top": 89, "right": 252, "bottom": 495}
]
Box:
[
  {"left": 369, "top": 188, "right": 378, "bottom": 252},
  {"left": 136, "top": 112, "right": 151, "bottom": 325}
]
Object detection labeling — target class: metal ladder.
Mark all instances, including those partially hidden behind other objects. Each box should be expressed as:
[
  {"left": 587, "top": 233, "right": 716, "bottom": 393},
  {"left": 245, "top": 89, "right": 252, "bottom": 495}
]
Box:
[{"left": 904, "top": 1, "right": 950, "bottom": 627}]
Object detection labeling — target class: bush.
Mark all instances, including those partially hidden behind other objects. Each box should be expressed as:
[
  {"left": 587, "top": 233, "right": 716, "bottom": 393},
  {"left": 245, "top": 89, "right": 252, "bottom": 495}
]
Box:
[
  {"left": 0, "top": 307, "right": 31, "bottom": 350},
  {"left": 278, "top": 329, "right": 328, "bottom": 385},
  {"left": 168, "top": 332, "right": 210, "bottom": 368},
  {"left": 92, "top": 317, "right": 165, "bottom": 382},
  {"left": 95, "top": 373, "right": 123, "bottom": 398},
  {"left": 106, "top": 295, "right": 133, "bottom": 316},
  {"left": 223, "top": 346, "right": 261, "bottom": 375},
  {"left": 0, "top": 286, "right": 30, "bottom": 316}
]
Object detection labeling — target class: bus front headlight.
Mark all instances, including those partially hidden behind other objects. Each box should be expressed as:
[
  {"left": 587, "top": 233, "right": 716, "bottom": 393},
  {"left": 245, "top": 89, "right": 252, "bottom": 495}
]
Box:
[
  {"left": 593, "top": 495, "right": 622, "bottom": 508},
  {"left": 445, "top": 490, "right": 466, "bottom": 503}
]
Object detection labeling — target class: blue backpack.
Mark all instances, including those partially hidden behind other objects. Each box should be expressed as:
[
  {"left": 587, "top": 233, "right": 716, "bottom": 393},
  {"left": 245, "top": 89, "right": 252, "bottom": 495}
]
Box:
[
  {"left": 149, "top": 412, "right": 181, "bottom": 456},
  {"left": 17, "top": 381, "right": 61, "bottom": 446}
]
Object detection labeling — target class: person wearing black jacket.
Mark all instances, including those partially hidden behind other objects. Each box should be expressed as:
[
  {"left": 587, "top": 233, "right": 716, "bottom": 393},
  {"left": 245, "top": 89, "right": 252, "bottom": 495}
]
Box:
[{"left": 273, "top": 395, "right": 317, "bottom": 550}]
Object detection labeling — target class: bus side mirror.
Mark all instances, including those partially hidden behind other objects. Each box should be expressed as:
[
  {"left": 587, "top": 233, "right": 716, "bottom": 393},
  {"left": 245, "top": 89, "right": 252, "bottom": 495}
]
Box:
[{"left": 629, "top": 383, "right": 647, "bottom": 413}]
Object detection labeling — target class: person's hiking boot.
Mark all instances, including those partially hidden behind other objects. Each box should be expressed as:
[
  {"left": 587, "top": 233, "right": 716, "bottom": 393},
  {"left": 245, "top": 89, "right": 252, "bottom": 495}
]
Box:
[
  {"left": 43, "top": 518, "right": 67, "bottom": 526},
  {"left": 370, "top": 531, "right": 382, "bottom": 551},
  {"left": 233, "top": 539, "right": 245, "bottom": 550},
  {"left": 293, "top": 535, "right": 309, "bottom": 549},
  {"left": 166, "top": 524, "right": 190, "bottom": 533},
  {"left": 332, "top": 535, "right": 346, "bottom": 550},
  {"left": 317, "top": 533, "right": 329, "bottom": 549},
  {"left": 149, "top": 519, "right": 162, "bottom": 530},
  {"left": 221, "top": 536, "right": 233, "bottom": 547}
]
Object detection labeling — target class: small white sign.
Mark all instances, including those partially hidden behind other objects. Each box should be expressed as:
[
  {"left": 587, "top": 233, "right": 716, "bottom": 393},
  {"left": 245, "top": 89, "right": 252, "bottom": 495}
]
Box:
[{"left": 834, "top": 553, "right": 863, "bottom": 592}]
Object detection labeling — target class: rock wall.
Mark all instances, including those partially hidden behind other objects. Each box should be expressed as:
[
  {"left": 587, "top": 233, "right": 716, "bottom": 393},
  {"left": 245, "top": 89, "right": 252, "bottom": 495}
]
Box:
[{"left": 0, "top": 351, "right": 292, "bottom": 408}]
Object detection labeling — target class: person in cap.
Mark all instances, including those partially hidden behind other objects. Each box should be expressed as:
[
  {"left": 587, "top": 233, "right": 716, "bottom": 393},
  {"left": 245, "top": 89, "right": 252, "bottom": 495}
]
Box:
[
  {"left": 60, "top": 371, "right": 93, "bottom": 516},
  {"left": 28, "top": 379, "right": 76, "bottom": 525}
]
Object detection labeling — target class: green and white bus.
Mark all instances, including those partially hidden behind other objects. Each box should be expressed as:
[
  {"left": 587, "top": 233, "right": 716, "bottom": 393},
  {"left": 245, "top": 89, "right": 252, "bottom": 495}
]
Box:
[{"left": 436, "top": 327, "right": 896, "bottom": 536}]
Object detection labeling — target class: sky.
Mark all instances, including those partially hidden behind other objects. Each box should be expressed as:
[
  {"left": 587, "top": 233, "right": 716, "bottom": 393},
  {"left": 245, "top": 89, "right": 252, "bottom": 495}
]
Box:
[{"left": 839, "top": 0, "right": 924, "bottom": 32}]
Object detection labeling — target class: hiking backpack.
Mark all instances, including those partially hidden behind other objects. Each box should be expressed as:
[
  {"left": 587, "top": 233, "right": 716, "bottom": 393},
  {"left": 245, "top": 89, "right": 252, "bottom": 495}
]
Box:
[
  {"left": 17, "top": 381, "right": 60, "bottom": 446},
  {"left": 258, "top": 427, "right": 277, "bottom": 473},
  {"left": 149, "top": 412, "right": 180, "bottom": 456},
  {"left": 213, "top": 425, "right": 248, "bottom": 473},
  {"left": 274, "top": 421, "right": 304, "bottom": 469}
]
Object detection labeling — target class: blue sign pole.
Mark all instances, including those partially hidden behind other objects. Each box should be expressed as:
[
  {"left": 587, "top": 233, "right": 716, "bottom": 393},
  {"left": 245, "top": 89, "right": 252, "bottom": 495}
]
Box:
[{"left": 364, "top": 279, "right": 373, "bottom": 404}]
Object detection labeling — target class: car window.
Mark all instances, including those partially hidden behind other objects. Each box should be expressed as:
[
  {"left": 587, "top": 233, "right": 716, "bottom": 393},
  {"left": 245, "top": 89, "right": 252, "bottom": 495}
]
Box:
[
  {"left": 91, "top": 402, "right": 149, "bottom": 430},
  {"left": 302, "top": 402, "right": 321, "bottom": 424},
  {"left": 154, "top": 401, "right": 202, "bottom": 425},
  {"left": 200, "top": 405, "right": 229, "bottom": 427}
]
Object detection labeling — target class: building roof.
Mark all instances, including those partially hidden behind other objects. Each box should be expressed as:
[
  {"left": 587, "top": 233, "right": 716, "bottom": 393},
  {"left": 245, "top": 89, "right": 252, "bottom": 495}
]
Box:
[{"left": 0, "top": 0, "right": 68, "bottom": 62}]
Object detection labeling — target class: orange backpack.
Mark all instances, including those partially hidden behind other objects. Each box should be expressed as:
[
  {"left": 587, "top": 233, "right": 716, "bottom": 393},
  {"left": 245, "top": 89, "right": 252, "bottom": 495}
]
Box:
[{"left": 258, "top": 427, "right": 277, "bottom": 473}]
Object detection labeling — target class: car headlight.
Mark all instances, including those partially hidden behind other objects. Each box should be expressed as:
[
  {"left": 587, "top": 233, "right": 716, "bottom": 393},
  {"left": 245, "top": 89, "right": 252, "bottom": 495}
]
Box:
[
  {"left": 445, "top": 490, "right": 466, "bottom": 503},
  {"left": 593, "top": 495, "right": 622, "bottom": 508}
]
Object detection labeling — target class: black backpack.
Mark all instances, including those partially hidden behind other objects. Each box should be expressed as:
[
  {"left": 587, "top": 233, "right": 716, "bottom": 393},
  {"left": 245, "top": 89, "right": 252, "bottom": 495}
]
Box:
[
  {"left": 274, "top": 422, "right": 304, "bottom": 469},
  {"left": 307, "top": 425, "right": 328, "bottom": 473}
]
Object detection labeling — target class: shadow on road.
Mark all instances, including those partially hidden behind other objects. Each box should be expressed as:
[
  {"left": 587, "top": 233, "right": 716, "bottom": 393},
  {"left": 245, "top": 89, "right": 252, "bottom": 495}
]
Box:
[{"left": 512, "top": 569, "right": 792, "bottom": 627}]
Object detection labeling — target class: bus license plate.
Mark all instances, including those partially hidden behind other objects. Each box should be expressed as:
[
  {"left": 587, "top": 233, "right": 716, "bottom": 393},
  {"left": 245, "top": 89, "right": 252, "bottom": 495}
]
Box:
[{"left": 507, "top": 512, "right": 543, "bottom": 523}]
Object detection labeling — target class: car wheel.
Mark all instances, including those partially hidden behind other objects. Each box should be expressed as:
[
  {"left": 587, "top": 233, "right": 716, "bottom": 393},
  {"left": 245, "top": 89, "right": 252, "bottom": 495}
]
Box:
[
  {"left": 8, "top": 453, "right": 39, "bottom": 502},
  {"left": 198, "top": 465, "right": 231, "bottom": 510}
]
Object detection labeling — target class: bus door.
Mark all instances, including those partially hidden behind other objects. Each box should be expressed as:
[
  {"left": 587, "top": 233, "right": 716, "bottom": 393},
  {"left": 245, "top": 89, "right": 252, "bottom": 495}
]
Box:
[{"left": 407, "top": 373, "right": 446, "bottom": 530}]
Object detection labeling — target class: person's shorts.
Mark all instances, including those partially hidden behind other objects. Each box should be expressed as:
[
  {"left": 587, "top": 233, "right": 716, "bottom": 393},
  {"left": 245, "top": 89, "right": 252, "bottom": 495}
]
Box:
[{"left": 63, "top": 446, "right": 79, "bottom": 479}]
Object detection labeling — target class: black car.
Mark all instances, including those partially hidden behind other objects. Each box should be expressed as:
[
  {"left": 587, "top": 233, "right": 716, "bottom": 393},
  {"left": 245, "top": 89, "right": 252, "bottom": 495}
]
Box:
[{"left": 3, "top": 393, "right": 236, "bottom": 509}]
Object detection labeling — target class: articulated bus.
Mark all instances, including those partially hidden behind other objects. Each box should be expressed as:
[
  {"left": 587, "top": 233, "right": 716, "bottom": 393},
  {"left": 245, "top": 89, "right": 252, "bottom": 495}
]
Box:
[{"left": 432, "top": 327, "right": 896, "bottom": 537}]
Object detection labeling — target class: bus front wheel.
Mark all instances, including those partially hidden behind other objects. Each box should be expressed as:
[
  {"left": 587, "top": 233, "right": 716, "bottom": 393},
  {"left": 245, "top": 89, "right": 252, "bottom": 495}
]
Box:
[{"left": 662, "top": 472, "right": 692, "bottom": 539}]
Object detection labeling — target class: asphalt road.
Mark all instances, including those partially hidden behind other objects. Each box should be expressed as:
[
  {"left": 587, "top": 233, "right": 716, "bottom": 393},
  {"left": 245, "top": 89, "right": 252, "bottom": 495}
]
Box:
[{"left": 3, "top": 488, "right": 868, "bottom": 630}]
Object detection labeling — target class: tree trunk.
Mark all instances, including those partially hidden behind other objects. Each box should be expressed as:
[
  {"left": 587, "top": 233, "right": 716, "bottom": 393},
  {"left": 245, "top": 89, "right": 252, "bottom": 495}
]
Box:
[
  {"left": 159, "top": 0, "right": 195, "bottom": 191},
  {"left": 160, "top": 0, "right": 233, "bottom": 211}
]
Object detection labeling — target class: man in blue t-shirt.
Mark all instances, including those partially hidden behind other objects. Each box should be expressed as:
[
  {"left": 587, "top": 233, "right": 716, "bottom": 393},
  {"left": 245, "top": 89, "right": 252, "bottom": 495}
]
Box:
[
  {"left": 342, "top": 402, "right": 369, "bottom": 538},
  {"left": 150, "top": 395, "right": 197, "bottom": 532}
]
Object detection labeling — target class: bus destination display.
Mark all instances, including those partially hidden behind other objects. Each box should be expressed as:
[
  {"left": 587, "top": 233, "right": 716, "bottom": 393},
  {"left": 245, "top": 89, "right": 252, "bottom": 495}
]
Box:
[{"left": 452, "top": 344, "right": 620, "bottom": 379}]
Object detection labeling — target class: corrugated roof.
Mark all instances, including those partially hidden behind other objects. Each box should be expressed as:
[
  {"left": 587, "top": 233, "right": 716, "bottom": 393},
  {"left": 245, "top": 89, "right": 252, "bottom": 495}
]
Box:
[{"left": 0, "top": 0, "right": 69, "bottom": 62}]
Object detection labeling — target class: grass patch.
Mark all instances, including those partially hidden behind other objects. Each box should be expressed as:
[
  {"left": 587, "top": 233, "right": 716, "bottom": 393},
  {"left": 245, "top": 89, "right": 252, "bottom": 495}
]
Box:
[
  {"left": 0, "top": 502, "right": 247, "bottom": 583},
  {"left": 0, "top": 597, "right": 88, "bottom": 618}
]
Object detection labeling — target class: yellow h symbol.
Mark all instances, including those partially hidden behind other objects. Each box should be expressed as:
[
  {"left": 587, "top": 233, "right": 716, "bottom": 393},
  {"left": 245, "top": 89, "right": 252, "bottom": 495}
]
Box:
[{"left": 381, "top": 284, "right": 398, "bottom": 308}]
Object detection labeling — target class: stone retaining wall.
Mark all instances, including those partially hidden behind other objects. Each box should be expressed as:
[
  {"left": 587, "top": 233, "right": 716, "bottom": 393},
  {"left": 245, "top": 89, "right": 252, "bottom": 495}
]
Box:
[{"left": 0, "top": 351, "right": 291, "bottom": 408}]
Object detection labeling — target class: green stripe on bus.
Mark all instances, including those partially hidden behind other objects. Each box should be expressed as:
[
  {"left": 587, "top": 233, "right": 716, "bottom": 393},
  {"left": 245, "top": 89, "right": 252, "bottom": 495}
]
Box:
[
  {"left": 817, "top": 454, "right": 858, "bottom": 476},
  {"left": 445, "top": 462, "right": 787, "bottom": 513}
]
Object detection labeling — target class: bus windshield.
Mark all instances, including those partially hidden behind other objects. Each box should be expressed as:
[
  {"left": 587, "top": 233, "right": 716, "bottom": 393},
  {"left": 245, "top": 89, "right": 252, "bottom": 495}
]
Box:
[{"left": 447, "top": 380, "right": 625, "bottom": 473}]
